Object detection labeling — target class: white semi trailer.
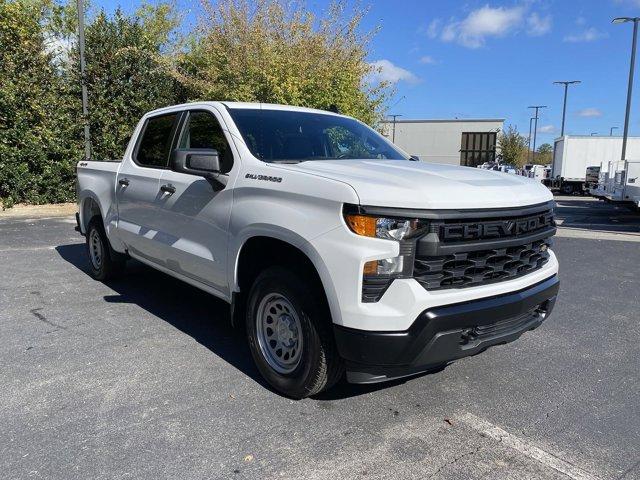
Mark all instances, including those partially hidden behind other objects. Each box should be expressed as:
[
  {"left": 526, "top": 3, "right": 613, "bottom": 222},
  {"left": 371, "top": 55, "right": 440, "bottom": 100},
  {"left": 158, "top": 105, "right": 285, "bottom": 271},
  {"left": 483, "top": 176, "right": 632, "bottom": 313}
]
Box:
[
  {"left": 549, "top": 135, "right": 640, "bottom": 195},
  {"left": 597, "top": 160, "right": 640, "bottom": 208}
]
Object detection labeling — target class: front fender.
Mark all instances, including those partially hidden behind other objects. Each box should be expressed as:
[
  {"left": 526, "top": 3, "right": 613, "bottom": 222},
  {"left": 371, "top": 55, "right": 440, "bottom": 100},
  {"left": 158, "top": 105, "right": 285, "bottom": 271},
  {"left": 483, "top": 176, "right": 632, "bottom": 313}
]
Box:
[{"left": 229, "top": 225, "right": 343, "bottom": 326}]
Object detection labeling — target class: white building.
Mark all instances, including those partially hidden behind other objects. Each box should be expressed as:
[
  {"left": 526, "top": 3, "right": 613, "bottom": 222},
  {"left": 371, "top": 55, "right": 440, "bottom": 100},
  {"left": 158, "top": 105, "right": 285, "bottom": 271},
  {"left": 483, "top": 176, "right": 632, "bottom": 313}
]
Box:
[{"left": 380, "top": 118, "right": 504, "bottom": 167}]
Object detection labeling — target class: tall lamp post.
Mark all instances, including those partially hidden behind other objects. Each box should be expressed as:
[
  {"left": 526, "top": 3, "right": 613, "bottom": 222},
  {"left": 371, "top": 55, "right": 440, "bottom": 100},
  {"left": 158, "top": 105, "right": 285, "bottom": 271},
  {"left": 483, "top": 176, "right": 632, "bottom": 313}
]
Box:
[
  {"left": 527, "top": 117, "right": 535, "bottom": 163},
  {"left": 528, "top": 105, "right": 547, "bottom": 163},
  {"left": 613, "top": 17, "right": 640, "bottom": 161},
  {"left": 77, "top": 0, "right": 91, "bottom": 160},
  {"left": 553, "top": 80, "right": 581, "bottom": 137}
]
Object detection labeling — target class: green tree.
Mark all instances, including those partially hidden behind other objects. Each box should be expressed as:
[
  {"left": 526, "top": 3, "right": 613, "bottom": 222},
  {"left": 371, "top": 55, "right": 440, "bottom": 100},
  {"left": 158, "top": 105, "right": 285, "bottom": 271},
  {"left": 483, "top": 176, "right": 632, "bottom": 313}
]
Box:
[
  {"left": 536, "top": 143, "right": 553, "bottom": 165},
  {"left": 177, "top": 0, "right": 391, "bottom": 125},
  {"left": 1, "top": 0, "right": 391, "bottom": 207},
  {"left": 66, "top": 5, "right": 182, "bottom": 161},
  {"left": 0, "top": 0, "right": 80, "bottom": 207},
  {"left": 498, "top": 125, "right": 529, "bottom": 168}
]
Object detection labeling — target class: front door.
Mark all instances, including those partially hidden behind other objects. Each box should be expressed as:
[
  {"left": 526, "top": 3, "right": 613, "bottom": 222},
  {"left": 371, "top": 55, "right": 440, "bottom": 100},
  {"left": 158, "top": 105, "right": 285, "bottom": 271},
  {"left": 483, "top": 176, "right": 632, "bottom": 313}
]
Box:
[
  {"left": 116, "top": 112, "right": 180, "bottom": 264},
  {"left": 155, "top": 108, "right": 236, "bottom": 297}
]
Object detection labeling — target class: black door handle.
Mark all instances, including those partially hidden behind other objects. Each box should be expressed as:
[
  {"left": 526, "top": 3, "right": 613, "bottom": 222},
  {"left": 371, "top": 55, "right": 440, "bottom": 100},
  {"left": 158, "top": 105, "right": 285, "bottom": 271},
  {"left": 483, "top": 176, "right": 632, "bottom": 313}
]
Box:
[
  {"left": 118, "top": 178, "right": 130, "bottom": 187},
  {"left": 160, "top": 184, "right": 176, "bottom": 194}
]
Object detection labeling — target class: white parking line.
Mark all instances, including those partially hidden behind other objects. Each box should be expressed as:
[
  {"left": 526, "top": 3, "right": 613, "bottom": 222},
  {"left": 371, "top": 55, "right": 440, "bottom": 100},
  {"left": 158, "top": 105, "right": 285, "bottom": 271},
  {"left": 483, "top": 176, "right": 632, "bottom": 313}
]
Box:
[
  {"left": 0, "top": 246, "right": 58, "bottom": 252},
  {"left": 459, "top": 413, "right": 600, "bottom": 480}
]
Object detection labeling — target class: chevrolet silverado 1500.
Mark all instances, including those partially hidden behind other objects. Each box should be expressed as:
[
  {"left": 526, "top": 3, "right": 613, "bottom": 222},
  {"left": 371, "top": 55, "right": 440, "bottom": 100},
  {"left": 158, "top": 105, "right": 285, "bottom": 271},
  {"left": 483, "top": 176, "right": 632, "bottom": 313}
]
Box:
[{"left": 76, "top": 102, "right": 559, "bottom": 398}]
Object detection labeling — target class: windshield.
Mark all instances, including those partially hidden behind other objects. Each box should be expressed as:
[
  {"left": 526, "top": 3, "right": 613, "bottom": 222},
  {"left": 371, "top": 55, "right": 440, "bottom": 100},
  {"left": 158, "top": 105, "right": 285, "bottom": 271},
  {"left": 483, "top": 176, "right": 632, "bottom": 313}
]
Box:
[{"left": 227, "top": 108, "right": 409, "bottom": 162}]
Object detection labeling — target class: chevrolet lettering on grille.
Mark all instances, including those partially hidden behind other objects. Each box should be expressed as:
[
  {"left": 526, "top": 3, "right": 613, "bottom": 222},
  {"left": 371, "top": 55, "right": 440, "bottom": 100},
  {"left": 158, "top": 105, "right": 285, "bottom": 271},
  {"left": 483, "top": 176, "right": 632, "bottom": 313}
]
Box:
[{"left": 440, "top": 212, "right": 554, "bottom": 241}]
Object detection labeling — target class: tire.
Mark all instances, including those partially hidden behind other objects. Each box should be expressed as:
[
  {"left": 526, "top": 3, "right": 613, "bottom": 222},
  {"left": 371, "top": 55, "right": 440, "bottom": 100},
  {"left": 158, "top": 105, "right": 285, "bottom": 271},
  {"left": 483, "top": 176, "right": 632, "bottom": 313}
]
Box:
[
  {"left": 560, "top": 183, "right": 574, "bottom": 195},
  {"left": 85, "top": 217, "right": 126, "bottom": 281},
  {"left": 245, "top": 266, "right": 343, "bottom": 399}
]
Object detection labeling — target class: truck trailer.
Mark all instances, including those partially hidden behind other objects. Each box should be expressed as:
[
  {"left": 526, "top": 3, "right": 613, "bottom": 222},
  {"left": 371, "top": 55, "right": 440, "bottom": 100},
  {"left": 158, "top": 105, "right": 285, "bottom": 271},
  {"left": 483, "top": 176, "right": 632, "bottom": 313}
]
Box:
[
  {"left": 596, "top": 160, "right": 640, "bottom": 208},
  {"left": 549, "top": 135, "right": 640, "bottom": 195}
]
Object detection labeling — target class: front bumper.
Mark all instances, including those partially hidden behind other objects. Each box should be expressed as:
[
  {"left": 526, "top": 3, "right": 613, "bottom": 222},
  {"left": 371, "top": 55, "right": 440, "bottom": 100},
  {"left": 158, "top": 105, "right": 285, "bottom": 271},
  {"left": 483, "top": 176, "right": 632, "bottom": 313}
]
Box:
[{"left": 334, "top": 275, "right": 559, "bottom": 384}]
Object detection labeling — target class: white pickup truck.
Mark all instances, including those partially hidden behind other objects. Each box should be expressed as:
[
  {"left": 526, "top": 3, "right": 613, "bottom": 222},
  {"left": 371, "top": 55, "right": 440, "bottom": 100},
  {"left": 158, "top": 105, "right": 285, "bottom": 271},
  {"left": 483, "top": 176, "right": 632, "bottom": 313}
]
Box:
[{"left": 76, "top": 102, "right": 559, "bottom": 398}]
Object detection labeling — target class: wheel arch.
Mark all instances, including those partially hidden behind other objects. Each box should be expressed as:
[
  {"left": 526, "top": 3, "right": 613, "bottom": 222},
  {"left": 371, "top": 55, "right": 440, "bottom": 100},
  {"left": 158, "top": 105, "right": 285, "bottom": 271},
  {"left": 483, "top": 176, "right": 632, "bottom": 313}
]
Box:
[
  {"left": 231, "top": 230, "right": 341, "bottom": 327},
  {"left": 79, "top": 193, "right": 103, "bottom": 233}
]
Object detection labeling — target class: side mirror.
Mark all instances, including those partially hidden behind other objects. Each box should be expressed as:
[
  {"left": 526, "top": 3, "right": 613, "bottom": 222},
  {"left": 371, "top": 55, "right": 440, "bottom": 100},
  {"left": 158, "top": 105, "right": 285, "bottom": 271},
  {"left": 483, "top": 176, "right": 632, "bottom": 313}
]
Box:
[
  {"left": 410, "top": 155, "right": 420, "bottom": 161},
  {"left": 170, "top": 149, "right": 221, "bottom": 177}
]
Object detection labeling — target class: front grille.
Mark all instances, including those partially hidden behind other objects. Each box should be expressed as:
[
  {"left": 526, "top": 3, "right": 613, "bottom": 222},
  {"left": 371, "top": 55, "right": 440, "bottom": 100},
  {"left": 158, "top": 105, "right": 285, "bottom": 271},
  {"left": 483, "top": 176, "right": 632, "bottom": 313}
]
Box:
[
  {"left": 414, "top": 239, "right": 551, "bottom": 290},
  {"left": 413, "top": 205, "right": 555, "bottom": 291}
]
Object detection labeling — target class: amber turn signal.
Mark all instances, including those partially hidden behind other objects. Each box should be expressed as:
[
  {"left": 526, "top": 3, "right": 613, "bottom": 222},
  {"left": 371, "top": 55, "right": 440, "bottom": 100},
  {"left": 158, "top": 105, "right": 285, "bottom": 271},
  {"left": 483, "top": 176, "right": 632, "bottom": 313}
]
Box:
[
  {"left": 345, "top": 214, "right": 376, "bottom": 237},
  {"left": 363, "top": 260, "right": 378, "bottom": 276}
]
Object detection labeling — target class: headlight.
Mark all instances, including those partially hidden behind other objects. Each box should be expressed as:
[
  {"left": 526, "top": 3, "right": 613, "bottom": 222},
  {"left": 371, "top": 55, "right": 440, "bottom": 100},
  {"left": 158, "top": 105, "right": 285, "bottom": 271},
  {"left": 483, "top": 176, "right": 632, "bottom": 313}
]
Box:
[
  {"left": 344, "top": 214, "right": 422, "bottom": 241},
  {"left": 344, "top": 213, "right": 424, "bottom": 301}
]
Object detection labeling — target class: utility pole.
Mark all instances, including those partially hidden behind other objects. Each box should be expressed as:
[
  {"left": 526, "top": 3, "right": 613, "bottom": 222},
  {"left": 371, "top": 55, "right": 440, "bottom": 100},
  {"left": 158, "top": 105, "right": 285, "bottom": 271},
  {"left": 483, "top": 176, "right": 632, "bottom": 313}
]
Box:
[
  {"left": 389, "top": 114, "right": 402, "bottom": 143},
  {"left": 527, "top": 117, "right": 535, "bottom": 163},
  {"left": 528, "top": 106, "right": 547, "bottom": 163},
  {"left": 77, "top": 0, "right": 91, "bottom": 160},
  {"left": 613, "top": 17, "right": 640, "bottom": 161},
  {"left": 553, "top": 81, "right": 581, "bottom": 137},
  {"left": 610, "top": 127, "right": 619, "bottom": 136}
]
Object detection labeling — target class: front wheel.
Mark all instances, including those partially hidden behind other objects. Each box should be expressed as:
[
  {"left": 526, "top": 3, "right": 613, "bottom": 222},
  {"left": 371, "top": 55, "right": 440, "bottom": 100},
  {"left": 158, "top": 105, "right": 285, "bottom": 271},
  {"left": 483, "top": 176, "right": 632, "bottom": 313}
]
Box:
[{"left": 245, "top": 266, "right": 343, "bottom": 399}]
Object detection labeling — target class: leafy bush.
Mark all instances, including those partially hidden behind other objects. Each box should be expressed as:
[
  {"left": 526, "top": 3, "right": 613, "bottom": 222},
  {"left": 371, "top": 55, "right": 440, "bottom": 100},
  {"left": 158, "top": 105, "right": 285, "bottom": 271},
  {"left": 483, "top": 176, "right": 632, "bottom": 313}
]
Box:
[
  {"left": 0, "top": 0, "right": 80, "bottom": 207},
  {"left": 0, "top": 0, "right": 390, "bottom": 208}
]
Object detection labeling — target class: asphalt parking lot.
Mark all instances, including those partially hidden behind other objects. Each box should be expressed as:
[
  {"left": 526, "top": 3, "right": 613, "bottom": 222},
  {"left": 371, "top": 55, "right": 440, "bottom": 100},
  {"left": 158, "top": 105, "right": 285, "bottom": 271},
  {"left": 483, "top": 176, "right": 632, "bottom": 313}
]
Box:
[{"left": 1, "top": 196, "right": 639, "bottom": 480}]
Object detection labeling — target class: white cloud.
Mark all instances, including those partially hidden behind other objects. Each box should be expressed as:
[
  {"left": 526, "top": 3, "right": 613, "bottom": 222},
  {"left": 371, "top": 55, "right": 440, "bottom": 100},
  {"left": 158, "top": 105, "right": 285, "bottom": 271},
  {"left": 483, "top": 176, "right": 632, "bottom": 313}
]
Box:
[
  {"left": 457, "top": 5, "right": 525, "bottom": 48},
  {"left": 369, "top": 60, "right": 420, "bottom": 84},
  {"left": 577, "top": 108, "right": 603, "bottom": 118},
  {"left": 429, "top": 5, "right": 550, "bottom": 49},
  {"left": 426, "top": 19, "right": 440, "bottom": 39},
  {"left": 575, "top": 16, "right": 586, "bottom": 26},
  {"left": 538, "top": 125, "right": 556, "bottom": 133},
  {"left": 527, "top": 13, "right": 552, "bottom": 36},
  {"left": 564, "top": 27, "right": 608, "bottom": 43},
  {"left": 419, "top": 55, "right": 437, "bottom": 65}
]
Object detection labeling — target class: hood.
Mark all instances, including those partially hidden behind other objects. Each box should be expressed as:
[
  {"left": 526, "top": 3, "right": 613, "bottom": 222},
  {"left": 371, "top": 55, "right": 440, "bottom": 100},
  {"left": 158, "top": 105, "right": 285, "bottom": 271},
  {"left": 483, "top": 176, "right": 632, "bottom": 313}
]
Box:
[{"left": 274, "top": 160, "right": 553, "bottom": 210}]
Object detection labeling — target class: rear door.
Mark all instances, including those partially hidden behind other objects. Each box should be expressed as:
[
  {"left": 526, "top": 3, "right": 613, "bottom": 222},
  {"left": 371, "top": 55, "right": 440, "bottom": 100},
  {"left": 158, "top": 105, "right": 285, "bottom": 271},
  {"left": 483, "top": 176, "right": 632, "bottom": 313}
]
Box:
[
  {"left": 115, "top": 112, "right": 180, "bottom": 263},
  {"left": 155, "top": 108, "right": 237, "bottom": 297}
]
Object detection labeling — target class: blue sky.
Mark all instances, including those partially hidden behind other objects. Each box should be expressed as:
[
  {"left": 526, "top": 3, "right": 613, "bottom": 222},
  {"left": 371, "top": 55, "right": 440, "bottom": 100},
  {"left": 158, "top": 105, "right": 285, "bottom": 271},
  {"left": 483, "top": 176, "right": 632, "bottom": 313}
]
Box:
[{"left": 95, "top": 0, "right": 640, "bottom": 145}]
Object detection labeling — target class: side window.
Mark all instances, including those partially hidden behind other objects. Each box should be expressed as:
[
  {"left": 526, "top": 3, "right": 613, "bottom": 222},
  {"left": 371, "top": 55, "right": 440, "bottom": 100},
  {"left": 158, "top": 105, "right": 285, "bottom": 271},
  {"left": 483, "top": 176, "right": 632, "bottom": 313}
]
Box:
[
  {"left": 135, "top": 113, "right": 178, "bottom": 168},
  {"left": 179, "top": 111, "right": 233, "bottom": 173}
]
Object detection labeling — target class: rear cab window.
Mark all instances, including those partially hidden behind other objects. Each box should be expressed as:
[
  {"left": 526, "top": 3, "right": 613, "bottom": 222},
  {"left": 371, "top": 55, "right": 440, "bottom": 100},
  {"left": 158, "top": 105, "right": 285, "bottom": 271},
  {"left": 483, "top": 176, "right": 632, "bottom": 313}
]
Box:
[{"left": 135, "top": 113, "right": 179, "bottom": 168}]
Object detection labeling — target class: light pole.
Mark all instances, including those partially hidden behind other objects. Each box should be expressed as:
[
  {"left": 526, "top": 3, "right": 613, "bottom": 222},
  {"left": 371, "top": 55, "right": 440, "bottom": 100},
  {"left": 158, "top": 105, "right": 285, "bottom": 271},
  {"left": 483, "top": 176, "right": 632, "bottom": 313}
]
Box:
[
  {"left": 528, "top": 105, "right": 547, "bottom": 163},
  {"left": 610, "top": 126, "right": 619, "bottom": 136},
  {"left": 553, "top": 80, "right": 581, "bottom": 137},
  {"left": 613, "top": 17, "right": 640, "bottom": 161},
  {"left": 389, "top": 114, "right": 402, "bottom": 143},
  {"left": 527, "top": 117, "right": 535, "bottom": 163},
  {"left": 77, "top": 0, "right": 91, "bottom": 160}
]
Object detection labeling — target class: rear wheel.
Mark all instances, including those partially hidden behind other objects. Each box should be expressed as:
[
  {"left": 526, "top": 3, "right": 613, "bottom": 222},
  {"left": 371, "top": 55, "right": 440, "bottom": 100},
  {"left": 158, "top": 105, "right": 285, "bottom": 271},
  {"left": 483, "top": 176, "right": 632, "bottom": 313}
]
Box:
[
  {"left": 245, "top": 266, "right": 343, "bottom": 399},
  {"left": 560, "top": 183, "right": 575, "bottom": 195},
  {"left": 86, "top": 217, "right": 126, "bottom": 281}
]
